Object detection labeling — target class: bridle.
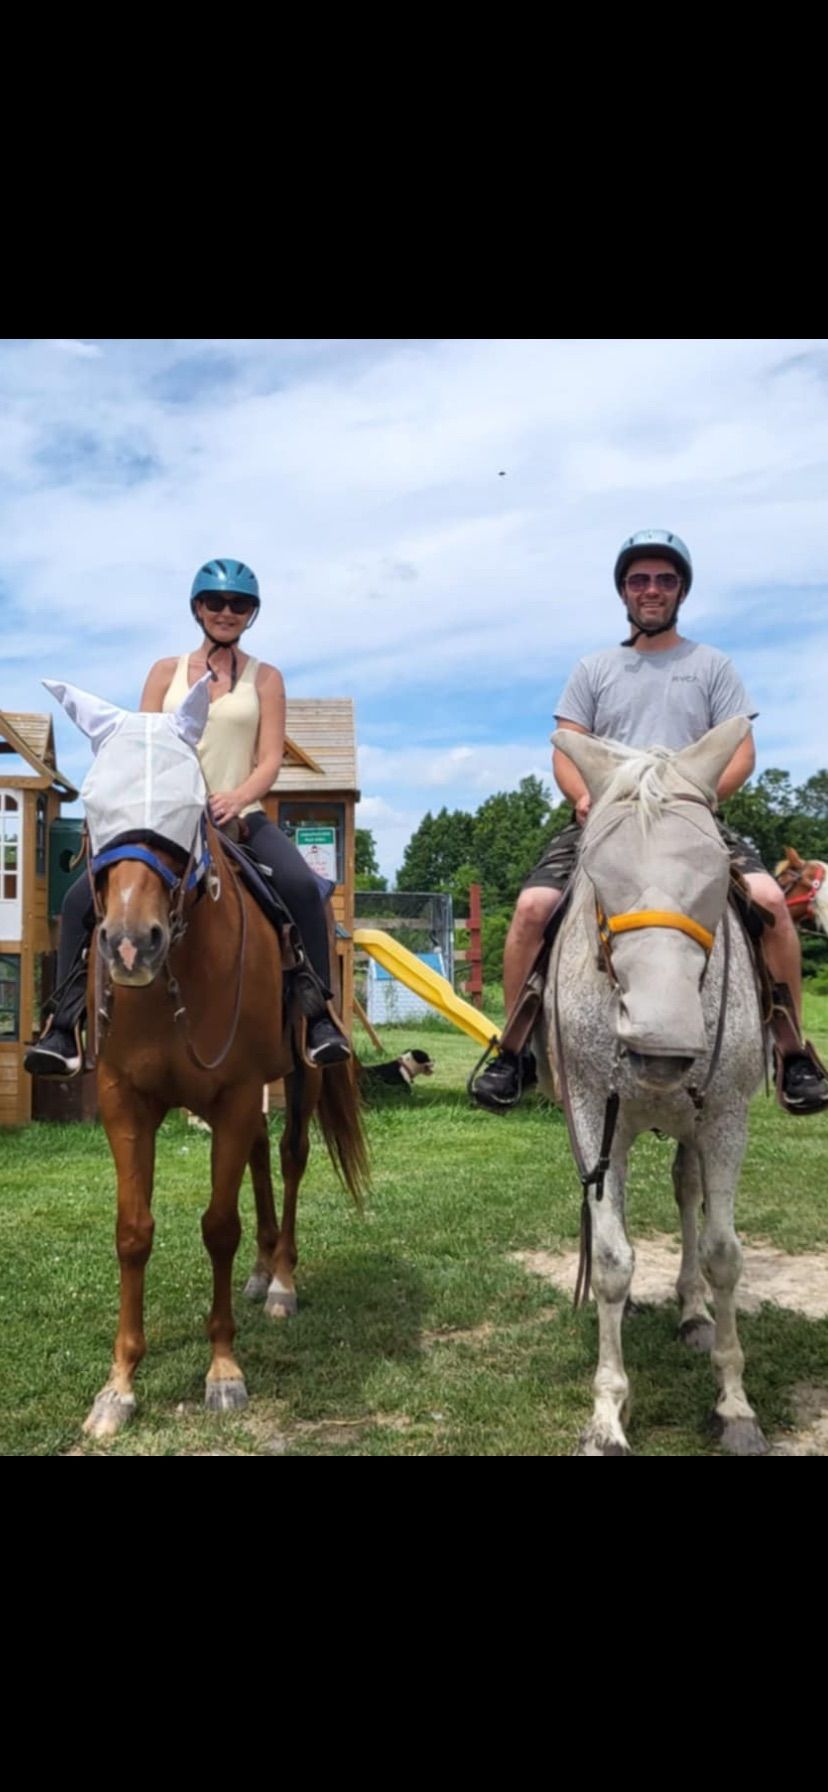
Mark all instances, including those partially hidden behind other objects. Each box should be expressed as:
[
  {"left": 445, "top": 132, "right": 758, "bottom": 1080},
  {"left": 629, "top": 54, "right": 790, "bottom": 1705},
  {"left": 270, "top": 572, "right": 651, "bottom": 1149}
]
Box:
[
  {"left": 776, "top": 858, "right": 827, "bottom": 930},
  {"left": 88, "top": 812, "right": 248, "bottom": 1070},
  {"left": 555, "top": 793, "right": 730, "bottom": 1308}
]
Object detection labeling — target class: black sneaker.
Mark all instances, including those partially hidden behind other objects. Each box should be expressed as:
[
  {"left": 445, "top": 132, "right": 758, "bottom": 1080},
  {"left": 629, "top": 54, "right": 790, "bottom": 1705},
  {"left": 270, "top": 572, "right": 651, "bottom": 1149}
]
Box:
[
  {"left": 307, "top": 1017, "right": 352, "bottom": 1067},
  {"left": 472, "top": 1049, "right": 525, "bottom": 1112},
  {"left": 23, "top": 1026, "right": 82, "bottom": 1078},
  {"left": 781, "top": 1053, "right": 828, "bottom": 1114}
]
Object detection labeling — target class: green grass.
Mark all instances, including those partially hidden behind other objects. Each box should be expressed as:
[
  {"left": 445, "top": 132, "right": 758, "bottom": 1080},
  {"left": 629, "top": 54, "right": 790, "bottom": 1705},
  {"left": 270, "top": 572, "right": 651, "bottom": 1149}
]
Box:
[{"left": 1, "top": 992, "right": 826, "bottom": 1456}]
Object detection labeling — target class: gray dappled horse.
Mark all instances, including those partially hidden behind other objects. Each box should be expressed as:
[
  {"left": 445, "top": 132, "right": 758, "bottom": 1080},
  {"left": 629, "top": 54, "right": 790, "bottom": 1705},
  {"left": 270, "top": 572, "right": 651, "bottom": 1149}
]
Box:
[{"left": 539, "top": 718, "right": 769, "bottom": 1456}]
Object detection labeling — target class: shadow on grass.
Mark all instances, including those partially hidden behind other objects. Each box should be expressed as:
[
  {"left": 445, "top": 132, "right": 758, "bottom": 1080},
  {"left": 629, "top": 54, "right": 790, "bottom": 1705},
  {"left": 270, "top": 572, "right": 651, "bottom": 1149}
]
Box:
[
  {"left": 567, "top": 1295, "right": 828, "bottom": 1454},
  {"left": 234, "top": 1248, "right": 429, "bottom": 1421}
]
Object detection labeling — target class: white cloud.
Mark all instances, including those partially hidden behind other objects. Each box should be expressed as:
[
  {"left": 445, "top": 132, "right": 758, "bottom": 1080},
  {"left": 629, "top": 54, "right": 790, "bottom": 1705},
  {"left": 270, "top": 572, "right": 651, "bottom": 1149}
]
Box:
[
  {"left": 3, "top": 337, "right": 828, "bottom": 882},
  {"left": 46, "top": 340, "right": 103, "bottom": 359}
]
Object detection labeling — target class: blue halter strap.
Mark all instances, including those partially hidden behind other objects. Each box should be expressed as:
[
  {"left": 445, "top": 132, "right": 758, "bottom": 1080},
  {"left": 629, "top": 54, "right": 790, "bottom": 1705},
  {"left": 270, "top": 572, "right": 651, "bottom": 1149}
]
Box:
[{"left": 89, "top": 813, "right": 211, "bottom": 895}]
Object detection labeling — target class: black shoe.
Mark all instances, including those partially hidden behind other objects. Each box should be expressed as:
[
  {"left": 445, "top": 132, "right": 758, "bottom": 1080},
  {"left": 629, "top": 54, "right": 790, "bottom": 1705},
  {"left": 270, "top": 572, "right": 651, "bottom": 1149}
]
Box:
[
  {"left": 781, "top": 1053, "right": 828, "bottom": 1114},
  {"left": 306, "top": 1017, "right": 352, "bottom": 1067},
  {"left": 472, "top": 1049, "right": 525, "bottom": 1112},
  {"left": 23, "top": 1026, "right": 82, "bottom": 1078}
]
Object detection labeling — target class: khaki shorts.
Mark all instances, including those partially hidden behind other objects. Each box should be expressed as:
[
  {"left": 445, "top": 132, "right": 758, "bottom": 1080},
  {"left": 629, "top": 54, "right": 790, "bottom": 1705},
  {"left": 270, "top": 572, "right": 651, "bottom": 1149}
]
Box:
[{"left": 522, "top": 817, "right": 766, "bottom": 893}]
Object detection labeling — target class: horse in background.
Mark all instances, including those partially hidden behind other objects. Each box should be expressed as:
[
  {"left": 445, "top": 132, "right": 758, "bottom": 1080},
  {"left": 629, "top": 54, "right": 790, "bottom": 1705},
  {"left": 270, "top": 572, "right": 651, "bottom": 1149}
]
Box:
[
  {"left": 775, "top": 845, "right": 828, "bottom": 935},
  {"left": 46, "top": 677, "right": 368, "bottom": 1440}
]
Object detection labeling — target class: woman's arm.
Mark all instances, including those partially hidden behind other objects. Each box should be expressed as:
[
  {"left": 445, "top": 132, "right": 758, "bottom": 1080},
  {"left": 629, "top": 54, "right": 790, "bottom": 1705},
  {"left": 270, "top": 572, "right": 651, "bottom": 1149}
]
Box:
[{"left": 140, "top": 658, "right": 178, "bottom": 713}]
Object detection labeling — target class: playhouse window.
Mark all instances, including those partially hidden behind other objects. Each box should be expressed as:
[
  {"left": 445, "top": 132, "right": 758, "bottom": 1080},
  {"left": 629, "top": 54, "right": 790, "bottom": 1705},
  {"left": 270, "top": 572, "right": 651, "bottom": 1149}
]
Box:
[
  {"left": 1, "top": 794, "right": 20, "bottom": 900},
  {"left": 0, "top": 955, "right": 20, "bottom": 1041},
  {"left": 36, "top": 796, "right": 47, "bottom": 875}
]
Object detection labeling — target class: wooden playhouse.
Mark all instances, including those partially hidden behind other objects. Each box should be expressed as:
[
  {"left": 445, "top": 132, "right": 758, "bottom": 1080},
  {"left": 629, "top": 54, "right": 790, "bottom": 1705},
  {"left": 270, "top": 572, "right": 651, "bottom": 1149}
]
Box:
[
  {"left": 1, "top": 697, "right": 359, "bottom": 1126},
  {"left": 263, "top": 698, "right": 359, "bottom": 1027},
  {"left": 0, "top": 710, "right": 79, "bottom": 1126}
]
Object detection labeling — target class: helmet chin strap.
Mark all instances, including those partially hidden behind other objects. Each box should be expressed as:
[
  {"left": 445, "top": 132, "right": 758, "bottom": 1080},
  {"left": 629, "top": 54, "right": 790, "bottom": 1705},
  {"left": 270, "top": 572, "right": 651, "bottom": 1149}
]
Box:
[
  {"left": 201, "top": 612, "right": 256, "bottom": 691},
  {"left": 620, "top": 596, "right": 683, "bottom": 647},
  {"left": 204, "top": 632, "right": 239, "bottom": 690}
]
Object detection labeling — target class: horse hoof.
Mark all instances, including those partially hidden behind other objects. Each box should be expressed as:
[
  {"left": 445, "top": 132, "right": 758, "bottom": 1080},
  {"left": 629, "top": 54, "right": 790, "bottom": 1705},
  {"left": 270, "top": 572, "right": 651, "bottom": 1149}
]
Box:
[
  {"left": 243, "top": 1272, "right": 270, "bottom": 1302},
  {"left": 205, "top": 1378, "right": 248, "bottom": 1412},
  {"left": 678, "top": 1317, "right": 715, "bottom": 1353},
  {"left": 577, "top": 1429, "right": 632, "bottom": 1458},
  {"left": 83, "top": 1388, "right": 136, "bottom": 1439},
  {"left": 708, "top": 1412, "right": 769, "bottom": 1456},
  {"left": 265, "top": 1285, "right": 298, "bottom": 1320}
]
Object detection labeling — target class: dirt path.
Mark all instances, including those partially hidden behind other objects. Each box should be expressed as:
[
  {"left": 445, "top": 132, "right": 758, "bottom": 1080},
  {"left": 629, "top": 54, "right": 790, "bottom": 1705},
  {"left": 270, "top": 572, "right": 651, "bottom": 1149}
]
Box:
[{"left": 514, "top": 1236, "right": 828, "bottom": 1454}]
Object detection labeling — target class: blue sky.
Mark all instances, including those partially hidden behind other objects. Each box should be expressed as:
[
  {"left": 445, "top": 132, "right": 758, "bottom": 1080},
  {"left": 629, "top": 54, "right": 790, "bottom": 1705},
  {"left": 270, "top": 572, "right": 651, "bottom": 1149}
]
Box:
[{"left": 3, "top": 337, "right": 827, "bottom": 877}]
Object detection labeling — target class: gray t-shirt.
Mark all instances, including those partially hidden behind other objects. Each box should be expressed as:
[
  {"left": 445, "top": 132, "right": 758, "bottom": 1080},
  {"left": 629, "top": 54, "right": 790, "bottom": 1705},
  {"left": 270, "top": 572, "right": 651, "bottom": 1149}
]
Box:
[{"left": 554, "top": 640, "right": 757, "bottom": 750}]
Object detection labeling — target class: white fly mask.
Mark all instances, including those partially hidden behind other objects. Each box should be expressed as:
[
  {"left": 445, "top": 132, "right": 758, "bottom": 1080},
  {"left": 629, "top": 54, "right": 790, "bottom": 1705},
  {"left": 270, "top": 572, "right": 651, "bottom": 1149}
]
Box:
[
  {"left": 553, "top": 717, "right": 753, "bottom": 1061},
  {"left": 579, "top": 797, "right": 730, "bottom": 1056},
  {"left": 44, "top": 675, "right": 212, "bottom": 861}
]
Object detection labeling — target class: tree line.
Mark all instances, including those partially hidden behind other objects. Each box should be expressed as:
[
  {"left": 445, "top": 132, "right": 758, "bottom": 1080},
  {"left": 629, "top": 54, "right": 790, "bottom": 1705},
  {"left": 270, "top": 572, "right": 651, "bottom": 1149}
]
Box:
[{"left": 357, "top": 768, "right": 828, "bottom": 986}]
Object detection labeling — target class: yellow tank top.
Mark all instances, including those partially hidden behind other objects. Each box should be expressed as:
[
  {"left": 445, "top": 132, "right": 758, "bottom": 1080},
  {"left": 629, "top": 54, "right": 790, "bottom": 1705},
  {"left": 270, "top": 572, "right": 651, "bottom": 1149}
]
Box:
[{"left": 162, "top": 654, "right": 264, "bottom": 817}]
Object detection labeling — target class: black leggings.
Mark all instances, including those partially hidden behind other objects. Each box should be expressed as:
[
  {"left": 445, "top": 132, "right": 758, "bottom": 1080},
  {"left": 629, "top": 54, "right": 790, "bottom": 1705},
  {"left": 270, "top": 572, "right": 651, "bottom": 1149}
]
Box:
[
  {"left": 50, "top": 816, "right": 334, "bottom": 1028},
  {"left": 244, "top": 812, "right": 332, "bottom": 990}
]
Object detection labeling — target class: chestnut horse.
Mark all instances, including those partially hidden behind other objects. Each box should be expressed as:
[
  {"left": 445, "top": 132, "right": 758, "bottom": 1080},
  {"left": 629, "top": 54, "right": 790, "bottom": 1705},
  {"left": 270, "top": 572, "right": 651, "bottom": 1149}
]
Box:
[
  {"left": 47, "top": 677, "right": 368, "bottom": 1440},
  {"left": 775, "top": 845, "right": 828, "bottom": 936}
]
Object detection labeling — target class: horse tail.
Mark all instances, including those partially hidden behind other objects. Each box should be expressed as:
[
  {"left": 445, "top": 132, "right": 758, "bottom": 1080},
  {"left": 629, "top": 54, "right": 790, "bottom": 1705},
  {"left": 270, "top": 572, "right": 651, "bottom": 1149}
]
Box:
[{"left": 315, "top": 1061, "right": 370, "bottom": 1208}]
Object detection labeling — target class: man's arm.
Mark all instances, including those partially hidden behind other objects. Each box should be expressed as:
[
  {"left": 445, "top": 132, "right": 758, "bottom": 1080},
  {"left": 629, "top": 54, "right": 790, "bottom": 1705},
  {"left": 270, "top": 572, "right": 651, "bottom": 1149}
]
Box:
[
  {"left": 715, "top": 731, "right": 755, "bottom": 802},
  {"left": 708, "top": 654, "right": 758, "bottom": 801},
  {"left": 553, "top": 718, "right": 592, "bottom": 823}
]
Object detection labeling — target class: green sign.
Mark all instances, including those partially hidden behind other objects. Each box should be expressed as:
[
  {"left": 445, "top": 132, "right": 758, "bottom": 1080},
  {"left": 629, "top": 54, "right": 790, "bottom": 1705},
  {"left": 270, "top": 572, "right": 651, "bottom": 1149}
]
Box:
[{"left": 296, "top": 826, "right": 337, "bottom": 882}]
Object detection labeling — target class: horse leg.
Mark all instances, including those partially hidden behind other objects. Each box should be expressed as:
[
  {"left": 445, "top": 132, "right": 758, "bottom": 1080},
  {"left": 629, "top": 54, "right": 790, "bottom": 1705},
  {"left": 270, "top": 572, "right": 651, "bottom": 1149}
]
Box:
[
  {"left": 578, "top": 1135, "right": 635, "bottom": 1457},
  {"left": 265, "top": 1065, "right": 321, "bottom": 1320},
  {"left": 84, "top": 1079, "right": 164, "bottom": 1439},
  {"left": 672, "top": 1141, "right": 715, "bottom": 1351},
  {"left": 202, "top": 1086, "right": 262, "bottom": 1411},
  {"left": 697, "top": 1116, "right": 768, "bottom": 1456},
  {"left": 243, "top": 1113, "right": 280, "bottom": 1302}
]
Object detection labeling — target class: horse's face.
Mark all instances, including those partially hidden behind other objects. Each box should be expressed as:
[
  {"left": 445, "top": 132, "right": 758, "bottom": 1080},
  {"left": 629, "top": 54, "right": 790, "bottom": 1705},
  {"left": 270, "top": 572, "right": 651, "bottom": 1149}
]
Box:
[
  {"left": 581, "top": 797, "right": 730, "bottom": 1078},
  {"left": 97, "top": 852, "right": 178, "bottom": 986},
  {"left": 41, "top": 678, "right": 213, "bottom": 989},
  {"left": 553, "top": 718, "right": 753, "bottom": 1093},
  {"left": 775, "top": 845, "right": 828, "bottom": 933}
]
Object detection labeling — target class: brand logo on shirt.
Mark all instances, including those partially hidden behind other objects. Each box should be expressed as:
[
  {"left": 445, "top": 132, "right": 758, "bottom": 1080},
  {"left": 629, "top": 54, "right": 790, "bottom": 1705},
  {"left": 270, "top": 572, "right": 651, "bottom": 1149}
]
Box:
[{"left": 672, "top": 674, "right": 699, "bottom": 683}]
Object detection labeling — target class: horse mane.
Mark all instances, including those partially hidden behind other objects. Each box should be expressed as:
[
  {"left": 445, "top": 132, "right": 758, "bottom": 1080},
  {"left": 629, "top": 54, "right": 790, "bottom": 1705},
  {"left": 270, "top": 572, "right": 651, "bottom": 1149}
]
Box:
[{"left": 588, "top": 744, "right": 707, "bottom": 832}]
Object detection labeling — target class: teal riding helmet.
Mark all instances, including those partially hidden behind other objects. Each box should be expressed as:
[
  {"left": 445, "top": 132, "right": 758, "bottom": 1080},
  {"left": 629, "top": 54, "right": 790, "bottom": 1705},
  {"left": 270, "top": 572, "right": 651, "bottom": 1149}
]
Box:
[{"left": 190, "top": 558, "right": 261, "bottom": 622}]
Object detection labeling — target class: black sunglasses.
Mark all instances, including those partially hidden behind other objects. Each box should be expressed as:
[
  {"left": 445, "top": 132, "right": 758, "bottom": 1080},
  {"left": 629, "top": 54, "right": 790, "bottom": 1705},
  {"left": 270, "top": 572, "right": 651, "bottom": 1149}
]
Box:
[{"left": 200, "top": 594, "right": 255, "bottom": 616}]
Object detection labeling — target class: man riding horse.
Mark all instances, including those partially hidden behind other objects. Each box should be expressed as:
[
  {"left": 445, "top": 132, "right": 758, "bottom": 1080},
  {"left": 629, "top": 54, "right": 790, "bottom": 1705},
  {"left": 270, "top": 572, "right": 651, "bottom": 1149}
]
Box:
[{"left": 473, "top": 529, "right": 828, "bottom": 1117}]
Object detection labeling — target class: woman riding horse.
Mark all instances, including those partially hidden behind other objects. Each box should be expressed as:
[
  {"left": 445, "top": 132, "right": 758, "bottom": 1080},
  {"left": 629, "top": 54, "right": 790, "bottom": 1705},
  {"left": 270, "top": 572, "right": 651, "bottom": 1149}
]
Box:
[
  {"left": 25, "top": 557, "right": 349, "bottom": 1076},
  {"left": 41, "top": 671, "right": 367, "bottom": 1437}
]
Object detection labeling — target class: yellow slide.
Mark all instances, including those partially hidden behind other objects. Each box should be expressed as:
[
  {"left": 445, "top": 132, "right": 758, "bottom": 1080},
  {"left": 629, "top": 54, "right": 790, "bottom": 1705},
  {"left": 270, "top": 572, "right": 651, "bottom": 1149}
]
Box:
[{"left": 354, "top": 929, "right": 500, "bottom": 1050}]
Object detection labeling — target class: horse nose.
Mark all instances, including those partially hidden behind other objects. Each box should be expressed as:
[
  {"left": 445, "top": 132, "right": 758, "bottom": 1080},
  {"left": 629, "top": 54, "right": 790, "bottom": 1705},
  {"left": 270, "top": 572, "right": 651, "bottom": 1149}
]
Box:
[
  {"left": 100, "top": 921, "right": 168, "bottom": 979},
  {"left": 626, "top": 1051, "right": 695, "bottom": 1089}
]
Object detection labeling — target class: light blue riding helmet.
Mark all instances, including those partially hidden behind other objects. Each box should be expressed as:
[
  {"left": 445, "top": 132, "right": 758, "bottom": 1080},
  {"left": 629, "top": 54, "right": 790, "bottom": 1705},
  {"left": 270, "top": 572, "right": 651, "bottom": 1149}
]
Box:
[
  {"left": 189, "top": 558, "right": 261, "bottom": 621},
  {"left": 614, "top": 530, "right": 693, "bottom": 595}
]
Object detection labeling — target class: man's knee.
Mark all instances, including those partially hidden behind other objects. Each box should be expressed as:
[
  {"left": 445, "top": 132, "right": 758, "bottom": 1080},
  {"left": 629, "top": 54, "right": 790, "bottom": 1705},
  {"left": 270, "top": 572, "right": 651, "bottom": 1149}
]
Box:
[
  {"left": 744, "top": 873, "right": 792, "bottom": 932},
  {"left": 513, "top": 886, "right": 561, "bottom": 934}
]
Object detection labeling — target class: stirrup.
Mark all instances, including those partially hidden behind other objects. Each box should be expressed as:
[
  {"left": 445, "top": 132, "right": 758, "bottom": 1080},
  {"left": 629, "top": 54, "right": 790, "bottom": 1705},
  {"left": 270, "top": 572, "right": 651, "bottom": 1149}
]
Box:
[
  {"left": 775, "top": 1042, "right": 828, "bottom": 1115},
  {"left": 23, "top": 1022, "right": 83, "bottom": 1079}
]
